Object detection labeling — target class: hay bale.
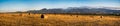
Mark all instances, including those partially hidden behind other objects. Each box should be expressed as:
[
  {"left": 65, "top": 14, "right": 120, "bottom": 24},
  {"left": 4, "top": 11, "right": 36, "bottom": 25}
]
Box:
[{"left": 40, "top": 14, "right": 48, "bottom": 19}]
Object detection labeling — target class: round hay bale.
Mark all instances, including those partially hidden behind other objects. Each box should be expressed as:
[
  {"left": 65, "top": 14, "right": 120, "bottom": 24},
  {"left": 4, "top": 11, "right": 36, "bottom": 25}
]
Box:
[{"left": 41, "top": 14, "right": 48, "bottom": 19}]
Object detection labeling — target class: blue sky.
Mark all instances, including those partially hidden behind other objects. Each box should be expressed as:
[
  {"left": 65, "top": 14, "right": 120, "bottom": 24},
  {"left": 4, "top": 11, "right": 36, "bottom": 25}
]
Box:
[{"left": 0, "top": 0, "right": 120, "bottom": 12}]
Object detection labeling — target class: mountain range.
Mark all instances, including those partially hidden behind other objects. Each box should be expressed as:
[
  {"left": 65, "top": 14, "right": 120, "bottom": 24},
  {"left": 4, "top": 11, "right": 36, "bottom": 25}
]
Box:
[{"left": 26, "top": 7, "right": 120, "bottom": 15}]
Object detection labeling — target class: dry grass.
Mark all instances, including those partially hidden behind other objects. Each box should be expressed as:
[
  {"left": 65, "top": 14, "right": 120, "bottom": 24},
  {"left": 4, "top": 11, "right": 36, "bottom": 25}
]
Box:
[{"left": 0, "top": 13, "right": 120, "bottom": 26}]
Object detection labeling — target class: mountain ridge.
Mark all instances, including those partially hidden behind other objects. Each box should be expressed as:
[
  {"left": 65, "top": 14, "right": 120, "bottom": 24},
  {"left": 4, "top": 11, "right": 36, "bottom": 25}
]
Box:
[{"left": 26, "top": 7, "right": 120, "bottom": 15}]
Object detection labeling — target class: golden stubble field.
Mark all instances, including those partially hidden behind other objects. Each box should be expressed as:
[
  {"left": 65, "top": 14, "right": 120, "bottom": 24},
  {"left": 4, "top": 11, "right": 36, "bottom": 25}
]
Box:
[{"left": 0, "top": 13, "right": 120, "bottom": 26}]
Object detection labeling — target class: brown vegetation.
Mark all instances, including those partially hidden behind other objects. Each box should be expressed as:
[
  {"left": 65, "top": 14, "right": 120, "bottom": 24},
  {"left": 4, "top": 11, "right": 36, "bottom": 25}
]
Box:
[{"left": 0, "top": 13, "right": 120, "bottom": 26}]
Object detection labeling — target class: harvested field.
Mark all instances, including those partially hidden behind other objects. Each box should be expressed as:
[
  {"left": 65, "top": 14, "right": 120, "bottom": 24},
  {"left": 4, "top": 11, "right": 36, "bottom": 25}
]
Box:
[{"left": 0, "top": 13, "right": 120, "bottom": 26}]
